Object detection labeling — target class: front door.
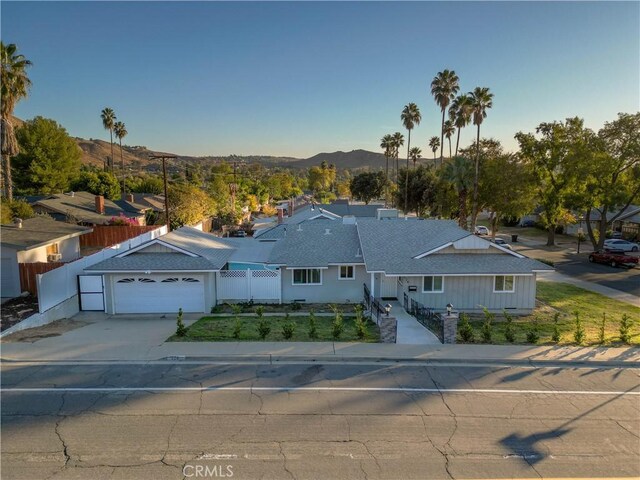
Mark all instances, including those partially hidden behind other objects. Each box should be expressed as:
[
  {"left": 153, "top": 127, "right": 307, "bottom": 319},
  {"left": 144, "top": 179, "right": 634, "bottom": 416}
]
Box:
[{"left": 381, "top": 275, "right": 398, "bottom": 299}]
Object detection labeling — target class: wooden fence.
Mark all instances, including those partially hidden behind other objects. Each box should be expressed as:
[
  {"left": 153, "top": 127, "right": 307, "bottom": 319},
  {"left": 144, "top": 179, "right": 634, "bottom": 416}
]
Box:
[
  {"left": 79, "top": 225, "right": 160, "bottom": 248},
  {"left": 19, "top": 262, "right": 65, "bottom": 295}
]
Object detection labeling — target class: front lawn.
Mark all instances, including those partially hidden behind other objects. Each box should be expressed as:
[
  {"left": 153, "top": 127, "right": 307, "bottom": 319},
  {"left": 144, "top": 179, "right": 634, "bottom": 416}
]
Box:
[
  {"left": 462, "top": 282, "right": 639, "bottom": 346},
  {"left": 168, "top": 315, "right": 380, "bottom": 342}
]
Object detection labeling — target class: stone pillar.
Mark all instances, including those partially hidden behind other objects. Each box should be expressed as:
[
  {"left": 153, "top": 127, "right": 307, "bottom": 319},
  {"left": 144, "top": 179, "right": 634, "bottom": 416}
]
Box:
[
  {"left": 380, "top": 315, "right": 397, "bottom": 343},
  {"left": 442, "top": 313, "right": 459, "bottom": 344}
]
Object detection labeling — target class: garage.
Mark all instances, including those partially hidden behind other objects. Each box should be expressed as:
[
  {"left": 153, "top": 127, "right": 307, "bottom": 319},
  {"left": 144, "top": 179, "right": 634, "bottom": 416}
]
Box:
[{"left": 112, "top": 274, "right": 205, "bottom": 314}]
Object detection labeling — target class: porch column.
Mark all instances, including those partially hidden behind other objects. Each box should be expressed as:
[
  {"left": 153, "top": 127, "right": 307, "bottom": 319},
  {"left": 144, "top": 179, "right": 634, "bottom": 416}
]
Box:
[{"left": 370, "top": 272, "right": 375, "bottom": 299}]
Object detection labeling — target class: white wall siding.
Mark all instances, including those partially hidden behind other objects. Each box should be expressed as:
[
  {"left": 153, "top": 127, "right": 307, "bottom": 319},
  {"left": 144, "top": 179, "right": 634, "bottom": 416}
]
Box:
[
  {"left": 281, "top": 265, "right": 367, "bottom": 303},
  {"left": 1, "top": 247, "right": 20, "bottom": 297},
  {"left": 17, "top": 237, "right": 81, "bottom": 263},
  {"left": 401, "top": 274, "right": 536, "bottom": 314}
]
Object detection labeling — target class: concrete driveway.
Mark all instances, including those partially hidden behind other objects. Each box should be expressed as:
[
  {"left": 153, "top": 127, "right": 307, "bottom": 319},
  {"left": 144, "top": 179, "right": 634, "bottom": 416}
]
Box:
[{"left": 0, "top": 312, "right": 201, "bottom": 362}]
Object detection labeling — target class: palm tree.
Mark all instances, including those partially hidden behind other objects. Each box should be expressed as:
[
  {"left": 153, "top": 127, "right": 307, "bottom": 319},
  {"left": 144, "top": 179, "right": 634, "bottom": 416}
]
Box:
[
  {"left": 443, "top": 120, "right": 456, "bottom": 159},
  {"left": 380, "top": 134, "right": 393, "bottom": 185},
  {"left": 1, "top": 43, "right": 32, "bottom": 201},
  {"left": 392, "top": 131, "right": 404, "bottom": 185},
  {"left": 430, "top": 69, "right": 459, "bottom": 167},
  {"left": 409, "top": 147, "right": 422, "bottom": 168},
  {"left": 101, "top": 107, "right": 117, "bottom": 173},
  {"left": 443, "top": 156, "right": 473, "bottom": 229},
  {"left": 468, "top": 87, "right": 494, "bottom": 231},
  {"left": 428, "top": 136, "right": 440, "bottom": 163},
  {"left": 401, "top": 103, "right": 421, "bottom": 214},
  {"left": 448, "top": 94, "right": 472, "bottom": 157},
  {"left": 114, "top": 121, "right": 128, "bottom": 195}
]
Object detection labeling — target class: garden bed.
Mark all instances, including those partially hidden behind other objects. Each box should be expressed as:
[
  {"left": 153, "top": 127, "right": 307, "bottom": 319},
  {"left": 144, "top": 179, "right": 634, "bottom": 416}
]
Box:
[
  {"left": 459, "top": 282, "right": 639, "bottom": 346},
  {"left": 168, "top": 314, "right": 380, "bottom": 342},
  {"left": 210, "top": 302, "right": 359, "bottom": 314}
]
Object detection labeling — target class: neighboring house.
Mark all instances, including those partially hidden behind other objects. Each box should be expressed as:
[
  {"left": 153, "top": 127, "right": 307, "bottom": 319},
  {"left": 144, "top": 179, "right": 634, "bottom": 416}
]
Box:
[
  {"left": 83, "top": 209, "right": 552, "bottom": 314},
  {"left": 1, "top": 216, "right": 92, "bottom": 298},
  {"left": 565, "top": 205, "right": 640, "bottom": 239},
  {"left": 32, "top": 191, "right": 148, "bottom": 226}
]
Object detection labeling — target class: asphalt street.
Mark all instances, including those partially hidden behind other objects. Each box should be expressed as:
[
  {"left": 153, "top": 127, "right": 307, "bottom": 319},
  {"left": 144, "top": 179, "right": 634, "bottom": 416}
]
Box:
[{"left": 2, "top": 361, "right": 639, "bottom": 480}]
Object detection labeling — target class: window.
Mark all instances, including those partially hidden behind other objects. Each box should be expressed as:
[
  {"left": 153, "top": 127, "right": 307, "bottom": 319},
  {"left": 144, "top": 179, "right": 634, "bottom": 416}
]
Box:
[
  {"left": 46, "top": 243, "right": 59, "bottom": 255},
  {"left": 292, "top": 268, "right": 322, "bottom": 285},
  {"left": 182, "top": 277, "right": 200, "bottom": 283},
  {"left": 423, "top": 276, "right": 444, "bottom": 293},
  {"left": 138, "top": 278, "right": 156, "bottom": 283},
  {"left": 339, "top": 265, "right": 355, "bottom": 280},
  {"left": 161, "top": 278, "right": 179, "bottom": 283},
  {"left": 117, "top": 278, "right": 135, "bottom": 283},
  {"left": 494, "top": 275, "right": 515, "bottom": 293}
]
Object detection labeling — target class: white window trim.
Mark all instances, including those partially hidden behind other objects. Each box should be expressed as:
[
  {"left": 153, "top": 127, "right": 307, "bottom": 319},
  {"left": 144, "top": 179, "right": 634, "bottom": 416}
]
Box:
[
  {"left": 493, "top": 275, "right": 516, "bottom": 293},
  {"left": 422, "top": 275, "right": 444, "bottom": 293},
  {"left": 338, "top": 264, "right": 356, "bottom": 281},
  {"left": 292, "top": 268, "right": 323, "bottom": 286}
]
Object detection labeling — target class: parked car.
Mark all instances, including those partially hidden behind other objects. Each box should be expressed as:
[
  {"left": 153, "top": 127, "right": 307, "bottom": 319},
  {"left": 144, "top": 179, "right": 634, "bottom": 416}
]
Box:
[
  {"left": 519, "top": 220, "right": 536, "bottom": 228},
  {"left": 603, "top": 239, "right": 639, "bottom": 252},
  {"left": 229, "top": 230, "right": 247, "bottom": 238},
  {"left": 492, "top": 238, "right": 513, "bottom": 250},
  {"left": 609, "top": 231, "right": 624, "bottom": 239},
  {"left": 474, "top": 226, "right": 489, "bottom": 236},
  {"left": 588, "top": 249, "right": 638, "bottom": 268}
]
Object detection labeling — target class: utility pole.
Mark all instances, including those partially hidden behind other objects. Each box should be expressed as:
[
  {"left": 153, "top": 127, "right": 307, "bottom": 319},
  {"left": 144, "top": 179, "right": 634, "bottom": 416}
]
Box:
[{"left": 150, "top": 155, "right": 177, "bottom": 231}]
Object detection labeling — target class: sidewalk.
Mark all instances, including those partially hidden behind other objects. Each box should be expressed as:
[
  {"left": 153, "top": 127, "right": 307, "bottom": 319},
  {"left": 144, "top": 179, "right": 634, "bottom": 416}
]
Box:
[{"left": 538, "top": 271, "right": 639, "bottom": 306}]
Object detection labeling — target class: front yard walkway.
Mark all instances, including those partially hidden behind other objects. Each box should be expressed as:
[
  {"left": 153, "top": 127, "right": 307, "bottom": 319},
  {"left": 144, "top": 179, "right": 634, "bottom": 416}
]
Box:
[{"left": 389, "top": 301, "right": 441, "bottom": 345}]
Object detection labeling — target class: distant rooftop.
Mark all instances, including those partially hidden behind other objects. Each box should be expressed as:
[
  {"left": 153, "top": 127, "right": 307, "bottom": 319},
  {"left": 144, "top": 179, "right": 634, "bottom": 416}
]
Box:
[{"left": 1, "top": 216, "right": 92, "bottom": 250}]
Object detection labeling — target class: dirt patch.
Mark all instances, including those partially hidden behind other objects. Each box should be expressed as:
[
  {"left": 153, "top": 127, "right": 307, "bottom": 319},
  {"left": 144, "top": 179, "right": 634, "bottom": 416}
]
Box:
[
  {"left": 2, "top": 318, "right": 89, "bottom": 343},
  {"left": 1, "top": 295, "right": 39, "bottom": 332}
]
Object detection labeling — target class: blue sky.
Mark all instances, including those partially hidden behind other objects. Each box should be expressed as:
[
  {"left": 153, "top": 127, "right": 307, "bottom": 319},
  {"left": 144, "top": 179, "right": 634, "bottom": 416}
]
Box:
[{"left": 3, "top": 1, "right": 639, "bottom": 158}]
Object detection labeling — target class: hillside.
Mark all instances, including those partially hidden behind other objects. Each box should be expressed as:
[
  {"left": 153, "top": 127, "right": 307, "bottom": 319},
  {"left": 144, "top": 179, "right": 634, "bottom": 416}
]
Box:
[{"left": 294, "top": 149, "right": 387, "bottom": 171}]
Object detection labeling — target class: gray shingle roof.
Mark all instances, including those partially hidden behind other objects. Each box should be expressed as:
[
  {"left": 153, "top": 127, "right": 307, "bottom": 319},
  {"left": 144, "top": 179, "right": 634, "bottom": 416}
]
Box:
[
  {"left": 268, "top": 223, "right": 363, "bottom": 267},
  {"left": 1, "top": 216, "right": 92, "bottom": 250},
  {"left": 34, "top": 192, "right": 145, "bottom": 225},
  {"left": 159, "top": 227, "right": 236, "bottom": 269},
  {"left": 85, "top": 253, "right": 219, "bottom": 272},
  {"left": 403, "top": 254, "right": 553, "bottom": 275}
]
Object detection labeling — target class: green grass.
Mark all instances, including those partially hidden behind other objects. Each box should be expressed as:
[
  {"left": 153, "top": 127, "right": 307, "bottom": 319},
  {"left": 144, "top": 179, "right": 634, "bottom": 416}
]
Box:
[
  {"left": 463, "top": 282, "right": 640, "bottom": 346},
  {"left": 168, "top": 315, "right": 380, "bottom": 342}
]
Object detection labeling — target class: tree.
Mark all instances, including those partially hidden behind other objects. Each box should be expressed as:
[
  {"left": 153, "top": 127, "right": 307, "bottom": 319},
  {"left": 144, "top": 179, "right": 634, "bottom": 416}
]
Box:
[
  {"left": 516, "top": 117, "right": 594, "bottom": 246},
  {"left": 449, "top": 94, "right": 473, "bottom": 157},
  {"left": 129, "top": 175, "right": 164, "bottom": 194},
  {"left": 430, "top": 69, "right": 460, "bottom": 167},
  {"left": 443, "top": 120, "right": 456, "bottom": 159},
  {"left": 13, "top": 117, "right": 82, "bottom": 194},
  {"left": 0, "top": 198, "right": 34, "bottom": 224},
  {"left": 100, "top": 107, "right": 116, "bottom": 173},
  {"left": 70, "top": 169, "right": 121, "bottom": 200},
  {"left": 442, "top": 156, "right": 473, "bottom": 228},
  {"left": 380, "top": 134, "right": 394, "bottom": 190},
  {"left": 583, "top": 113, "right": 640, "bottom": 248},
  {"left": 409, "top": 147, "right": 422, "bottom": 168},
  {"left": 396, "top": 165, "right": 437, "bottom": 217},
  {"left": 428, "top": 136, "right": 440, "bottom": 163},
  {"left": 401, "top": 103, "right": 422, "bottom": 214},
  {"left": 167, "top": 183, "right": 215, "bottom": 230},
  {"left": 113, "top": 121, "right": 127, "bottom": 194},
  {"left": 468, "top": 87, "right": 494, "bottom": 231},
  {"left": 1, "top": 42, "right": 32, "bottom": 200},
  {"left": 350, "top": 171, "right": 386, "bottom": 204},
  {"left": 391, "top": 131, "right": 404, "bottom": 188}
]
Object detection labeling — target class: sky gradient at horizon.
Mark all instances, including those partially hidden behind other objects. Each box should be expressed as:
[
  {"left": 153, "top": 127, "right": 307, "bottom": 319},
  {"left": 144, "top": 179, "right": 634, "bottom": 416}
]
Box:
[{"left": 3, "top": 1, "right": 639, "bottom": 158}]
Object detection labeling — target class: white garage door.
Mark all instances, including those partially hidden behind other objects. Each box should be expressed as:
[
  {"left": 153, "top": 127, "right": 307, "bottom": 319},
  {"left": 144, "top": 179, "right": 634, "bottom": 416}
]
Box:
[{"left": 113, "top": 274, "right": 205, "bottom": 314}]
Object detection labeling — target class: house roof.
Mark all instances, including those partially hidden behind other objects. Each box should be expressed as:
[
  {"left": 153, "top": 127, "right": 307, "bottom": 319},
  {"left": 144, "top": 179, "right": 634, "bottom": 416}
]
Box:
[
  {"left": 268, "top": 223, "right": 363, "bottom": 267},
  {"left": 392, "top": 254, "right": 553, "bottom": 276},
  {"left": 226, "top": 238, "right": 276, "bottom": 264},
  {"left": 84, "top": 253, "right": 220, "bottom": 272},
  {"left": 618, "top": 205, "right": 640, "bottom": 224},
  {"left": 131, "top": 193, "right": 165, "bottom": 212},
  {"left": 158, "top": 227, "right": 237, "bottom": 269},
  {"left": 34, "top": 192, "right": 146, "bottom": 225},
  {"left": 1, "top": 216, "right": 92, "bottom": 250}
]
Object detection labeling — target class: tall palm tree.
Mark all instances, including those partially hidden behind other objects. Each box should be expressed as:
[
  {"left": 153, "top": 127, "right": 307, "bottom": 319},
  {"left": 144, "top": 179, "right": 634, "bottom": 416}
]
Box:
[
  {"left": 401, "top": 103, "right": 421, "bottom": 214},
  {"left": 443, "top": 156, "right": 473, "bottom": 229},
  {"left": 430, "top": 69, "right": 459, "bottom": 168},
  {"left": 448, "top": 94, "right": 472, "bottom": 157},
  {"left": 101, "top": 107, "right": 116, "bottom": 173},
  {"left": 380, "top": 134, "right": 394, "bottom": 206},
  {"left": 114, "top": 121, "right": 128, "bottom": 195},
  {"left": 428, "top": 136, "right": 440, "bottom": 163},
  {"left": 409, "top": 147, "right": 422, "bottom": 168},
  {"left": 443, "top": 120, "right": 456, "bottom": 159},
  {"left": 392, "top": 131, "right": 404, "bottom": 185},
  {"left": 468, "top": 87, "right": 494, "bottom": 231},
  {"left": 1, "top": 43, "right": 32, "bottom": 201}
]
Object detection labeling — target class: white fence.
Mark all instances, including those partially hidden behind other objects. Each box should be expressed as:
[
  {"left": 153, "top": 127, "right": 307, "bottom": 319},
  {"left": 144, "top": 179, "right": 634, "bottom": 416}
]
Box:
[
  {"left": 217, "top": 269, "right": 281, "bottom": 303},
  {"left": 36, "top": 226, "right": 168, "bottom": 313}
]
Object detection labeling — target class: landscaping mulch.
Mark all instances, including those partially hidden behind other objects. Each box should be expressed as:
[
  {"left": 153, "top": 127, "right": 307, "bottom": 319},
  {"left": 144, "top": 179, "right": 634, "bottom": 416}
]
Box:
[{"left": 1, "top": 295, "right": 39, "bottom": 332}]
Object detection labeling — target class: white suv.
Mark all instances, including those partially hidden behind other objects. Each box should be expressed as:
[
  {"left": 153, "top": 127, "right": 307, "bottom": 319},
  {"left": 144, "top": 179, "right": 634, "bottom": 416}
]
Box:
[{"left": 474, "top": 226, "right": 489, "bottom": 236}]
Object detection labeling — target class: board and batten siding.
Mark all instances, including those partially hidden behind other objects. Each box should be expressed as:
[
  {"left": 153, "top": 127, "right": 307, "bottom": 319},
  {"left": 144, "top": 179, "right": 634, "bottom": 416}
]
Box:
[
  {"left": 401, "top": 274, "right": 537, "bottom": 314},
  {"left": 281, "top": 265, "right": 367, "bottom": 303}
]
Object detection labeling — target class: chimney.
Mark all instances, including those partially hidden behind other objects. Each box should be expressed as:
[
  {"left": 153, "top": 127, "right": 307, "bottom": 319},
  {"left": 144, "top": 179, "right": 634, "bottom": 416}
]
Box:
[
  {"left": 289, "top": 199, "right": 294, "bottom": 217},
  {"left": 126, "top": 193, "right": 134, "bottom": 202},
  {"left": 277, "top": 207, "right": 284, "bottom": 224},
  {"left": 95, "top": 195, "right": 105, "bottom": 214},
  {"left": 14, "top": 218, "right": 23, "bottom": 229}
]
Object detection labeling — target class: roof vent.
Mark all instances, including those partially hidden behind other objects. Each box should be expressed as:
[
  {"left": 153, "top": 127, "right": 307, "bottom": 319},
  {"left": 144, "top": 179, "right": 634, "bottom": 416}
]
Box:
[
  {"left": 297, "top": 224, "right": 303, "bottom": 232},
  {"left": 324, "top": 228, "right": 331, "bottom": 235},
  {"left": 70, "top": 191, "right": 75, "bottom": 197},
  {"left": 342, "top": 215, "right": 356, "bottom": 225},
  {"left": 355, "top": 247, "right": 362, "bottom": 258},
  {"left": 14, "top": 218, "right": 23, "bottom": 229}
]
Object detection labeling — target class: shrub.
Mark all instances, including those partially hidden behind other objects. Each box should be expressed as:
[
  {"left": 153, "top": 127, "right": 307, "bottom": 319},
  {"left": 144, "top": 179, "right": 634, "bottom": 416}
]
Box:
[
  {"left": 598, "top": 313, "right": 606, "bottom": 344},
  {"left": 210, "top": 305, "right": 223, "bottom": 314},
  {"left": 573, "top": 311, "right": 585, "bottom": 345},
  {"left": 551, "top": 312, "right": 561, "bottom": 343},
  {"left": 458, "top": 313, "right": 474, "bottom": 343},
  {"left": 176, "top": 308, "right": 187, "bottom": 337},
  {"left": 308, "top": 310, "right": 318, "bottom": 340},
  {"left": 257, "top": 318, "right": 271, "bottom": 340},
  {"left": 240, "top": 299, "right": 254, "bottom": 312},
  {"left": 331, "top": 309, "right": 344, "bottom": 340},
  {"left": 255, "top": 306, "right": 265, "bottom": 318},
  {"left": 526, "top": 317, "right": 540, "bottom": 344},
  {"left": 290, "top": 301, "right": 302, "bottom": 311},
  {"left": 354, "top": 305, "right": 367, "bottom": 340},
  {"left": 232, "top": 318, "right": 242, "bottom": 339},
  {"left": 503, "top": 310, "right": 515, "bottom": 343},
  {"left": 282, "top": 314, "right": 296, "bottom": 340},
  {"left": 231, "top": 304, "right": 243, "bottom": 316},
  {"left": 481, "top": 307, "right": 494, "bottom": 343},
  {"left": 620, "top": 314, "right": 631, "bottom": 344}
]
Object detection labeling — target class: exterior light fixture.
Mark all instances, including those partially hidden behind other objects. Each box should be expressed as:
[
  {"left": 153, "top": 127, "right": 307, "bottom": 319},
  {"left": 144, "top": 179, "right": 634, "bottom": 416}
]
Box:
[
  {"left": 446, "top": 303, "right": 453, "bottom": 315},
  {"left": 384, "top": 303, "right": 392, "bottom": 316}
]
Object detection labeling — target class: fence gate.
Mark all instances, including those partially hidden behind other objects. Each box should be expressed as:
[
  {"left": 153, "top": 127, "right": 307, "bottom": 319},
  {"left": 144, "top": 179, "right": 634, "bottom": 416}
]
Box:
[
  {"left": 217, "top": 269, "right": 281, "bottom": 303},
  {"left": 78, "top": 275, "right": 105, "bottom": 311}
]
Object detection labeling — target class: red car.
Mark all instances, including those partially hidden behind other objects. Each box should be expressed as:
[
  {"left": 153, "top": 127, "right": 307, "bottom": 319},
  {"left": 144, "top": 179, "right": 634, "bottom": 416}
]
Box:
[{"left": 588, "top": 249, "right": 638, "bottom": 268}]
